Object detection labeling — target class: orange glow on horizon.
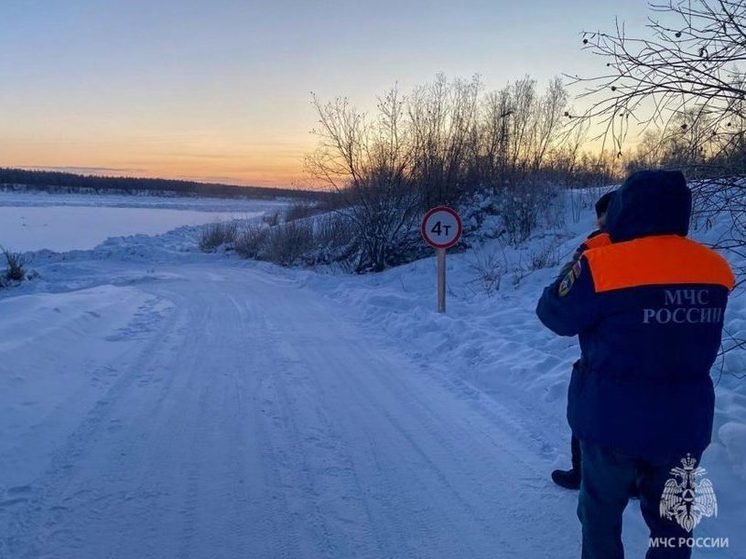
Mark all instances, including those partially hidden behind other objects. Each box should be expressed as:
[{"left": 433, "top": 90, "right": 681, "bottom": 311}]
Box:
[{"left": 0, "top": 137, "right": 317, "bottom": 189}]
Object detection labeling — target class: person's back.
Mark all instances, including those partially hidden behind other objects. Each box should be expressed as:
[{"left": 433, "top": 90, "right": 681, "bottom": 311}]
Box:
[
  {"left": 573, "top": 233, "right": 732, "bottom": 459},
  {"left": 536, "top": 170, "right": 734, "bottom": 559}
]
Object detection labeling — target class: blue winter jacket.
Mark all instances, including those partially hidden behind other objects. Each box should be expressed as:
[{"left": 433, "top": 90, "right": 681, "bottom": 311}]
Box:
[{"left": 536, "top": 170, "right": 735, "bottom": 461}]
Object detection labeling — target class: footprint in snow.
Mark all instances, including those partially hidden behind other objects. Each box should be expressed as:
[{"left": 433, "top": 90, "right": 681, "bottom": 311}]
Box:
[{"left": 0, "top": 485, "right": 33, "bottom": 508}]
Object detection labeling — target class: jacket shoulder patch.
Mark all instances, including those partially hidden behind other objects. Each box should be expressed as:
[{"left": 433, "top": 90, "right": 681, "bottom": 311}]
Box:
[
  {"left": 558, "top": 260, "right": 582, "bottom": 297},
  {"left": 572, "top": 260, "right": 582, "bottom": 278}
]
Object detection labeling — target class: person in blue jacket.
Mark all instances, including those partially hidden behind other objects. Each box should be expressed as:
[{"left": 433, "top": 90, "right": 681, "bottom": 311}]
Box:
[
  {"left": 552, "top": 190, "right": 615, "bottom": 490},
  {"left": 536, "top": 170, "right": 734, "bottom": 559}
]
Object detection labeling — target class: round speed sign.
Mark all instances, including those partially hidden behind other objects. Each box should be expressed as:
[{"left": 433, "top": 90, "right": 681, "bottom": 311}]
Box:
[{"left": 421, "top": 206, "right": 463, "bottom": 249}]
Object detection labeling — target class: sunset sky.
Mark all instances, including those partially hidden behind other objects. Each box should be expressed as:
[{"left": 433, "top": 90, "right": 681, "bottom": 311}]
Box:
[{"left": 0, "top": 1, "right": 648, "bottom": 188}]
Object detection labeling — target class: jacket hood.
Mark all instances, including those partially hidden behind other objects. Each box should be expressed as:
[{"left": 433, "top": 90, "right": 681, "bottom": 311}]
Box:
[{"left": 606, "top": 170, "right": 691, "bottom": 243}]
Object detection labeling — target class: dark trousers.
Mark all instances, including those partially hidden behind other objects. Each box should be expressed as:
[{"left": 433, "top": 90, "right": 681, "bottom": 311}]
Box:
[
  {"left": 571, "top": 434, "right": 581, "bottom": 471},
  {"left": 578, "top": 441, "right": 698, "bottom": 559}
]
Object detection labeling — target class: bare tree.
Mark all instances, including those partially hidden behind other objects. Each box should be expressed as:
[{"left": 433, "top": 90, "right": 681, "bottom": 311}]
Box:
[
  {"left": 481, "top": 88, "right": 513, "bottom": 183},
  {"left": 570, "top": 0, "right": 746, "bottom": 256},
  {"left": 533, "top": 77, "right": 569, "bottom": 169},
  {"left": 571, "top": 0, "right": 746, "bottom": 152},
  {"left": 306, "top": 88, "right": 419, "bottom": 271},
  {"left": 408, "top": 74, "right": 482, "bottom": 207},
  {"left": 506, "top": 77, "right": 536, "bottom": 174}
]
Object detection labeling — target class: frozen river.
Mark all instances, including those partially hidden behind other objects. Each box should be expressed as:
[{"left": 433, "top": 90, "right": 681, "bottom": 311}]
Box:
[{"left": 0, "top": 191, "right": 283, "bottom": 252}]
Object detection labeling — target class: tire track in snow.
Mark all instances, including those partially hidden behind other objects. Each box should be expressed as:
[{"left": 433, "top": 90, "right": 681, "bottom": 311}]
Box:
[{"left": 1, "top": 293, "right": 183, "bottom": 559}]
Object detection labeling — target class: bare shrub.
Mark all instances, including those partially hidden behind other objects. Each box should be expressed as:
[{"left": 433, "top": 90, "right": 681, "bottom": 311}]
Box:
[
  {"left": 689, "top": 177, "right": 746, "bottom": 282},
  {"left": 262, "top": 212, "right": 280, "bottom": 227},
  {"left": 234, "top": 224, "right": 269, "bottom": 259},
  {"left": 511, "top": 256, "right": 530, "bottom": 289},
  {"left": 316, "top": 213, "right": 352, "bottom": 248},
  {"left": 543, "top": 188, "right": 567, "bottom": 230},
  {"left": 467, "top": 246, "right": 508, "bottom": 296},
  {"left": 199, "top": 221, "right": 237, "bottom": 252},
  {"left": 500, "top": 182, "right": 556, "bottom": 245},
  {"left": 263, "top": 221, "right": 315, "bottom": 266},
  {"left": 285, "top": 202, "right": 319, "bottom": 222},
  {"left": 313, "top": 213, "right": 360, "bottom": 270},
  {"left": 232, "top": 213, "right": 358, "bottom": 268},
  {"left": 2, "top": 247, "right": 26, "bottom": 282},
  {"left": 528, "top": 238, "right": 562, "bottom": 271}
]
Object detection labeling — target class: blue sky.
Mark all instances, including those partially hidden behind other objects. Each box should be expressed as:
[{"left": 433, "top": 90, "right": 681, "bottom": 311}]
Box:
[{"left": 0, "top": 0, "right": 650, "bottom": 186}]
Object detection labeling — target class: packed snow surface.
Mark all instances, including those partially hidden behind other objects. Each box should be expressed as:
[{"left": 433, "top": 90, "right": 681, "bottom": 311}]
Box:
[{"left": 0, "top": 190, "right": 743, "bottom": 558}]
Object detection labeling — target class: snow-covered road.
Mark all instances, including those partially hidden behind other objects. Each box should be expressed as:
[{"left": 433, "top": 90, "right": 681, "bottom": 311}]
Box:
[{"left": 1, "top": 262, "right": 588, "bottom": 559}]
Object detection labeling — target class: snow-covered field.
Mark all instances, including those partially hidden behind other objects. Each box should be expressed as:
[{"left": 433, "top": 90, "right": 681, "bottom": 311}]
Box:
[
  {"left": 0, "top": 191, "right": 743, "bottom": 558},
  {"left": 0, "top": 191, "right": 287, "bottom": 252}
]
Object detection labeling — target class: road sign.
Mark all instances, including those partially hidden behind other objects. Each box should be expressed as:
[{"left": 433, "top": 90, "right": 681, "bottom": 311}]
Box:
[
  {"left": 421, "top": 206, "right": 463, "bottom": 249},
  {"left": 421, "top": 206, "right": 462, "bottom": 313}
]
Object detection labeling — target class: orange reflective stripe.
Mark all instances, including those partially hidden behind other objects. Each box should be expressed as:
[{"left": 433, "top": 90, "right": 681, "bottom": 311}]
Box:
[
  {"left": 583, "top": 232, "right": 611, "bottom": 250},
  {"left": 584, "top": 235, "right": 735, "bottom": 293}
]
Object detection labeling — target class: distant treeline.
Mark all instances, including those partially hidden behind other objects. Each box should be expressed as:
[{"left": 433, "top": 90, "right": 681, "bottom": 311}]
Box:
[{"left": 0, "top": 168, "right": 322, "bottom": 200}]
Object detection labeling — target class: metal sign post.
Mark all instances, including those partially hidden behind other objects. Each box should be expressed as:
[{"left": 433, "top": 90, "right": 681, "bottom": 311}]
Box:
[
  {"left": 436, "top": 247, "right": 446, "bottom": 313},
  {"left": 421, "top": 206, "right": 462, "bottom": 314}
]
